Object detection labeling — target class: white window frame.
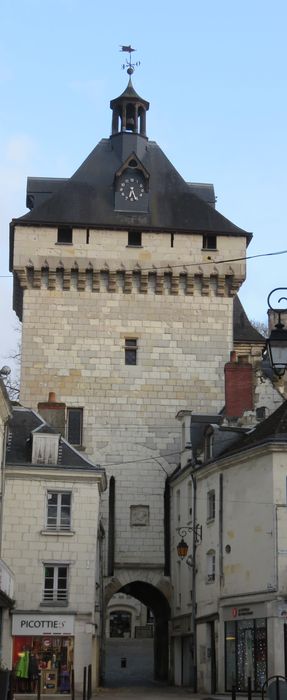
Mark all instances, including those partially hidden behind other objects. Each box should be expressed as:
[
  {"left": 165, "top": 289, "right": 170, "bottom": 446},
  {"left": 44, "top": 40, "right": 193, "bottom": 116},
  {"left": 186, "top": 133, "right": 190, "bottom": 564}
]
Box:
[
  {"left": 43, "top": 564, "right": 69, "bottom": 602},
  {"left": 46, "top": 491, "right": 72, "bottom": 531},
  {"left": 206, "top": 550, "right": 216, "bottom": 583}
]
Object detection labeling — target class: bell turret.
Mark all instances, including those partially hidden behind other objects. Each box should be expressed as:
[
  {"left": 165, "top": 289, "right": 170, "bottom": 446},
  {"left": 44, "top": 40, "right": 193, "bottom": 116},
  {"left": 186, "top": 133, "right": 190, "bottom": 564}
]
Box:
[{"left": 110, "top": 78, "right": 149, "bottom": 137}]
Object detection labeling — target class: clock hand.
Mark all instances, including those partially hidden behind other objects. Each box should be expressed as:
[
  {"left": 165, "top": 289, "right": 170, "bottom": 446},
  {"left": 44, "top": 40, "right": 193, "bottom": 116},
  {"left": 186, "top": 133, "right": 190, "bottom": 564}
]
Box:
[{"left": 129, "top": 187, "right": 138, "bottom": 201}]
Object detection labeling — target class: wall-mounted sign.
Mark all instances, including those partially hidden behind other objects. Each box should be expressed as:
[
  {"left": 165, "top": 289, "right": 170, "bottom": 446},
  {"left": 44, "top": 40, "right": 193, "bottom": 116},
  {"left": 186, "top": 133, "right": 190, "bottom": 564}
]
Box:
[
  {"left": 223, "top": 602, "right": 266, "bottom": 621},
  {"left": 12, "top": 614, "right": 74, "bottom": 636}
]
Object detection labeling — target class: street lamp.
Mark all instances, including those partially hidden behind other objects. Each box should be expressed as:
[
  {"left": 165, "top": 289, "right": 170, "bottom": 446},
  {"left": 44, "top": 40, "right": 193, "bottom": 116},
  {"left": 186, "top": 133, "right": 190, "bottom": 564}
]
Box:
[
  {"left": 176, "top": 523, "right": 202, "bottom": 559},
  {"left": 264, "top": 288, "right": 287, "bottom": 377}
]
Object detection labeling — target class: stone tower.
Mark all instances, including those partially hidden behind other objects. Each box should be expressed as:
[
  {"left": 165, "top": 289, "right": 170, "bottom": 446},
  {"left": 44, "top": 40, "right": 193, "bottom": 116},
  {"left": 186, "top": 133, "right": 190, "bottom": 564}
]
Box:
[{"left": 10, "top": 74, "right": 251, "bottom": 679}]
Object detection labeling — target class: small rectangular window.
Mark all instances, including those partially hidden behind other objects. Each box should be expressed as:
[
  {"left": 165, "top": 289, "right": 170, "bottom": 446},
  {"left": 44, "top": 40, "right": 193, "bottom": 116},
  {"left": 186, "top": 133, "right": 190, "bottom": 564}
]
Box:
[
  {"left": 128, "top": 230, "right": 142, "bottom": 246},
  {"left": 125, "top": 338, "right": 137, "bottom": 365},
  {"left": 57, "top": 226, "right": 73, "bottom": 244},
  {"left": 207, "top": 551, "right": 216, "bottom": 582},
  {"left": 67, "top": 408, "right": 83, "bottom": 445},
  {"left": 202, "top": 234, "right": 217, "bottom": 250},
  {"left": 47, "top": 492, "right": 71, "bottom": 531},
  {"left": 43, "top": 565, "right": 68, "bottom": 602},
  {"left": 207, "top": 490, "right": 215, "bottom": 521}
]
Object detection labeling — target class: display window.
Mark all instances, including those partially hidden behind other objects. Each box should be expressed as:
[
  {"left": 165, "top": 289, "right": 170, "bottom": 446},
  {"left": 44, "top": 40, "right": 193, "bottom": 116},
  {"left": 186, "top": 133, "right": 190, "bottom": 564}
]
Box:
[
  {"left": 225, "top": 618, "right": 267, "bottom": 691},
  {"left": 13, "top": 635, "right": 73, "bottom": 694}
]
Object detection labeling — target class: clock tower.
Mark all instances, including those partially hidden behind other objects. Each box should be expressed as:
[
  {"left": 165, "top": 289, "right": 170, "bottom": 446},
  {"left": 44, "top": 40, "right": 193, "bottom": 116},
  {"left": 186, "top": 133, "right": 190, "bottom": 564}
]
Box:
[{"left": 10, "top": 67, "right": 251, "bottom": 682}]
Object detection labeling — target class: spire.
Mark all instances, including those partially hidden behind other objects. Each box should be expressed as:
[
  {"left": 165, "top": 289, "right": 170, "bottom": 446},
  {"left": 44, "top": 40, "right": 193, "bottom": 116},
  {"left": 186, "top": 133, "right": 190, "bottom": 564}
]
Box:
[{"left": 110, "top": 46, "right": 149, "bottom": 137}]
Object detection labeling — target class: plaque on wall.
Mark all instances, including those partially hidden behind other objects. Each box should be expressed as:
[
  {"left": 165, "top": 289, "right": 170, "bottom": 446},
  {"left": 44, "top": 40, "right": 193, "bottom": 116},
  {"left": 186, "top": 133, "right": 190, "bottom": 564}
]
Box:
[{"left": 130, "top": 505, "right": 149, "bottom": 526}]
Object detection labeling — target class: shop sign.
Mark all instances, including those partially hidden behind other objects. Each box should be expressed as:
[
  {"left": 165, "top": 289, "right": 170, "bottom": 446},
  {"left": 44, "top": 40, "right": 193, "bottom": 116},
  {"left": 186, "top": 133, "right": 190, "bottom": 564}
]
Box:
[
  {"left": 231, "top": 607, "right": 254, "bottom": 618},
  {"left": 12, "top": 614, "right": 74, "bottom": 636},
  {"left": 223, "top": 602, "right": 266, "bottom": 621}
]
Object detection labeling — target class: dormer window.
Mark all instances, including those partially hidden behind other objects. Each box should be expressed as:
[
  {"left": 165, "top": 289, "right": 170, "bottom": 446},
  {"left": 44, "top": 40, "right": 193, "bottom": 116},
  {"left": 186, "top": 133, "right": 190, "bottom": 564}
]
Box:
[
  {"left": 32, "top": 433, "right": 60, "bottom": 465},
  {"left": 204, "top": 427, "right": 214, "bottom": 460}
]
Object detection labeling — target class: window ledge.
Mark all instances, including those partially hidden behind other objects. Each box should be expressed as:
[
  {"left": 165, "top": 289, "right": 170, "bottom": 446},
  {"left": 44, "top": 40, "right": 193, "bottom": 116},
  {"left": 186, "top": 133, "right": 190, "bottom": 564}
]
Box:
[
  {"left": 126, "top": 245, "right": 143, "bottom": 248},
  {"left": 40, "top": 530, "right": 75, "bottom": 537},
  {"left": 201, "top": 248, "right": 217, "bottom": 252},
  {"left": 55, "top": 242, "right": 73, "bottom": 246},
  {"left": 40, "top": 601, "right": 69, "bottom": 607}
]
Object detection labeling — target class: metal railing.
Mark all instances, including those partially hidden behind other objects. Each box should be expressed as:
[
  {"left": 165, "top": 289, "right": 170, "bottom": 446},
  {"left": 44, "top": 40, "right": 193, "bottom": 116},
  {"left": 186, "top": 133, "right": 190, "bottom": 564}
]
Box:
[{"left": 231, "top": 675, "right": 287, "bottom": 700}]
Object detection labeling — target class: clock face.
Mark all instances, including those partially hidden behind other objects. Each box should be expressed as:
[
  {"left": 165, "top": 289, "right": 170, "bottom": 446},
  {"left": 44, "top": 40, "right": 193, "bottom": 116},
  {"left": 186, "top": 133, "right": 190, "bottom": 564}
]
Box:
[{"left": 119, "top": 177, "right": 145, "bottom": 202}]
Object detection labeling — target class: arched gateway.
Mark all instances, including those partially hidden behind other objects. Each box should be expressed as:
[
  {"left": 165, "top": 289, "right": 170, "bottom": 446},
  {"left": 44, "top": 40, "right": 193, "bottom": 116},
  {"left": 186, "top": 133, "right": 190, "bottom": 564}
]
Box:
[{"left": 104, "top": 574, "right": 171, "bottom": 682}]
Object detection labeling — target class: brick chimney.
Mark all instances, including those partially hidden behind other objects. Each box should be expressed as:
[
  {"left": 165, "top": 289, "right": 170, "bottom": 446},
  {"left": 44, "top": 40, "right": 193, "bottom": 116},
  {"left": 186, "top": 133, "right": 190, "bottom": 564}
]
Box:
[
  {"left": 38, "top": 392, "right": 66, "bottom": 436},
  {"left": 224, "top": 351, "right": 253, "bottom": 418}
]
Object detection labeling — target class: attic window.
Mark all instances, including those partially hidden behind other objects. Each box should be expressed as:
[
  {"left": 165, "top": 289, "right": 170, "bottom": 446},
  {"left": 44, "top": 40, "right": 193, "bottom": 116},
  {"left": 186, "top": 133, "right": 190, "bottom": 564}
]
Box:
[
  {"left": 204, "top": 427, "right": 214, "bottom": 460},
  {"left": 57, "top": 227, "right": 72, "bottom": 244},
  {"left": 256, "top": 406, "right": 267, "bottom": 421},
  {"left": 32, "top": 433, "right": 60, "bottom": 465},
  {"left": 202, "top": 234, "right": 217, "bottom": 250},
  {"left": 129, "top": 159, "right": 138, "bottom": 168}
]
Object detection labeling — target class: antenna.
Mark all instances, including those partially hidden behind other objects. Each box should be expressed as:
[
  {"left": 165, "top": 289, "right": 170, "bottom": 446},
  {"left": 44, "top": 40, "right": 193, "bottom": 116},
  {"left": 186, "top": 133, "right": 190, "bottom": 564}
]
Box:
[{"left": 120, "top": 45, "right": 141, "bottom": 76}]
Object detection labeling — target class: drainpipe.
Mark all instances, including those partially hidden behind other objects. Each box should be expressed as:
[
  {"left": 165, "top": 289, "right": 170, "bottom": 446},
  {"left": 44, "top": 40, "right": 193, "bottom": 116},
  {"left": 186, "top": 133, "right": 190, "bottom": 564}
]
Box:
[{"left": 191, "top": 468, "right": 198, "bottom": 693}]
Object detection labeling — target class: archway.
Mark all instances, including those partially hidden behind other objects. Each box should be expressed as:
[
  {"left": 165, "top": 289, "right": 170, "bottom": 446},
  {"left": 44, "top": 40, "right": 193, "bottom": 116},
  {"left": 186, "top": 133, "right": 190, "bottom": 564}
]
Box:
[{"left": 103, "top": 579, "right": 170, "bottom": 686}]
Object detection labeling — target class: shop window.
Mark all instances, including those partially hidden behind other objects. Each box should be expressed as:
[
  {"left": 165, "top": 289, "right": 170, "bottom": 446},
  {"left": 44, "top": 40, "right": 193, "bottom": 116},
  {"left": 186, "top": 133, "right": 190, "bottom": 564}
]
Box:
[
  {"left": 125, "top": 338, "right": 137, "bottom": 365},
  {"left": 202, "top": 234, "right": 217, "bottom": 250},
  {"left": 57, "top": 226, "right": 72, "bottom": 244},
  {"left": 128, "top": 230, "right": 142, "bottom": 246},
  {"left": 225, "top": 618, "right": 267, "bottom": 691},
  {"left": 67, "top": 408, "right": 83, "bottom": 446},
  {"left": 207, "top": 489, "right": 216, "bottom": 521},
  {"left": 47, "top": 492, "right": 71, "bottom": 531},
  {"left": 43, "top": 565, "right": 68, "bottom": 603},
  {"left": 206, "top": 550, "right": 216, "bottom": 582}
]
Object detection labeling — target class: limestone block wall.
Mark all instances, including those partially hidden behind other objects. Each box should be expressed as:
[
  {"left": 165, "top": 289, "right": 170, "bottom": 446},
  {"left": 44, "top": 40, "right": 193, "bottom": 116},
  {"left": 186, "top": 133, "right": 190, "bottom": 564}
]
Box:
[
  {"left": 18, "top": 288, "right": 234, "bottom": 565},
  {"left": 13, "top": 226, "right": 247, "bottom": 280},
  {"left": 1, "top": 474, "right": 100, "bottom": 613},
  {"left": 13, "top": 223, "right": 247, "bottom": 573}
]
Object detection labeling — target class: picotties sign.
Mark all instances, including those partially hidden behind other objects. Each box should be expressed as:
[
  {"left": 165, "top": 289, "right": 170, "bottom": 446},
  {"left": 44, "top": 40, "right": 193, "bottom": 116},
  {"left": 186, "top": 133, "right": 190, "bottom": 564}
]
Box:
[{"left": 12, "top": 614, "right": 74, "bottom": 636}]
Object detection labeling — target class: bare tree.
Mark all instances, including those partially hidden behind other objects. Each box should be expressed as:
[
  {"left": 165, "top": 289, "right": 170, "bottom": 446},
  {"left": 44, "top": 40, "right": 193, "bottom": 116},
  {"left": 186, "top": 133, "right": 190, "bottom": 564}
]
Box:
[
  {"left": 250, "top": 319, "right": 268, "bottom": 338},
  {"left": 3, "top": 322, "right": 21, "bottom": 401}
]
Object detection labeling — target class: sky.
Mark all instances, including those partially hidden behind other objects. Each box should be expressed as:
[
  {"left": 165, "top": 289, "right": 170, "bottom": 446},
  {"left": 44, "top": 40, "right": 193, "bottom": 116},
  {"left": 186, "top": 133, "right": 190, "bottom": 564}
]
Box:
[{"left": 1, "top": 0, "right": 287, "bottom": 372}]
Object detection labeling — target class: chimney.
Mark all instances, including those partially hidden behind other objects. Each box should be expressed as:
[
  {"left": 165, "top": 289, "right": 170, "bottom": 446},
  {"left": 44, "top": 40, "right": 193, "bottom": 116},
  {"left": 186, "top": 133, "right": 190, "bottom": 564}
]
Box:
[
  {"left": 224, "top": 351, "right": 253, "bottom": 418},
  {"left": 38, "top": 392, "right": 66, "bottom": 436}
]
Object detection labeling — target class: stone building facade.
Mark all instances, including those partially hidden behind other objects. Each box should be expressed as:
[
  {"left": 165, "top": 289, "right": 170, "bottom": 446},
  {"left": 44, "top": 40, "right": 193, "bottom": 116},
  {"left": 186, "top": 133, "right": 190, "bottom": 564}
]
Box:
[
  {"left": 2, "top": 404, "right": 106, "bottom": 692},
  {"left": 10, "top": 73, "right": 251, "bottom": 680}
]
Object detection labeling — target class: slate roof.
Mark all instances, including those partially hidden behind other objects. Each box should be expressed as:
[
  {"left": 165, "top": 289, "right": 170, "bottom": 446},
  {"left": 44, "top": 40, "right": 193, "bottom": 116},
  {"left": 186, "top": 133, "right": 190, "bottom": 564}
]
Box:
[
  {"left": 11, "top": 80, "right": 252, "bottom": 241},
  {"left": 220, "top": 400, "right": 287, "bottom": 459},
  {"left": 6, "top": 406, "right": 104, "bottom": 472},
  {"left": 233, "top": 295, "right": 266, "bottom": 344}
]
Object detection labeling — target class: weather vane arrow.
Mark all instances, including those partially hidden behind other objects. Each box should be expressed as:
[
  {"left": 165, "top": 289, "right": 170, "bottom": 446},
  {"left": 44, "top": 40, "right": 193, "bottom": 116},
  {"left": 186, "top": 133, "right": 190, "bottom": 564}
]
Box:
[{"left": 119, "top": 45, "right": 140, "bottom": 75}]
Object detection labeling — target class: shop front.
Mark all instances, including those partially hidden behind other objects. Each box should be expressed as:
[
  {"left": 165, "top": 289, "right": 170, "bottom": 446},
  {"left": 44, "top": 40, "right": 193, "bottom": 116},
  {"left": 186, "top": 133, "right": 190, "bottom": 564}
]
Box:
[
  {"left": 222, "top": 603, "right": 267, "bottom": 692},
  {"left": 12, "top": 613, "right": 74, "bottom": 694}
]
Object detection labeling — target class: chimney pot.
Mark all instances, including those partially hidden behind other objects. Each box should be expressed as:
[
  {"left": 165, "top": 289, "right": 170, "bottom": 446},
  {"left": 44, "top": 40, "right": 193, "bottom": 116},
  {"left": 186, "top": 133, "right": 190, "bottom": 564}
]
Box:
[{"left": 48, "top": 391, "right": 56, "bottom": 403}]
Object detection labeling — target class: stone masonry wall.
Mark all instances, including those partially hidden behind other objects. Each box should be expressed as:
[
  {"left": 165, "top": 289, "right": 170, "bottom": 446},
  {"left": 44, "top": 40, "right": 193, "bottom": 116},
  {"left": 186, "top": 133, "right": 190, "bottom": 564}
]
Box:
[{"left": 14, "top": 224, "right": 246, "bottom": 573}]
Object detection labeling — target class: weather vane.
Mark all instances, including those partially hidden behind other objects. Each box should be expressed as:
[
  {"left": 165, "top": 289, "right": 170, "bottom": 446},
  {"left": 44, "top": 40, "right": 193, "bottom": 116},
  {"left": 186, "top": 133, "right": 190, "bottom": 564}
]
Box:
[{"left": 120, "top": 45, "right": 140, "bottom": 76}]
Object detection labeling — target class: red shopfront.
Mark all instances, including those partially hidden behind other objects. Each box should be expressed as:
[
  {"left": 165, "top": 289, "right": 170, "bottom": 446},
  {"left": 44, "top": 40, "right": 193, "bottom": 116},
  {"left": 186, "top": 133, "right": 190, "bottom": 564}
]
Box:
[{"left": 12, "top": 613, "right": 74, "bottom": 694}]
